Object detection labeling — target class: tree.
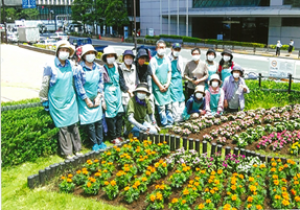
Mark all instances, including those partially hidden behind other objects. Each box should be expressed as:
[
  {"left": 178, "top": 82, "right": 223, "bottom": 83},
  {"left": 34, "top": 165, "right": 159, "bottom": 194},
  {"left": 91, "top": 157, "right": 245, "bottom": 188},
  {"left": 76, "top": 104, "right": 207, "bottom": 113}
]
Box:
[
  {"left": 104, "top": 0, "right": 129, "bottom": 35},
  {"left": 19, "top": 8, "right": 39, "bottom": 20},
  {"left": 1, "top": 8, "right": 18, "bottom": 23}
]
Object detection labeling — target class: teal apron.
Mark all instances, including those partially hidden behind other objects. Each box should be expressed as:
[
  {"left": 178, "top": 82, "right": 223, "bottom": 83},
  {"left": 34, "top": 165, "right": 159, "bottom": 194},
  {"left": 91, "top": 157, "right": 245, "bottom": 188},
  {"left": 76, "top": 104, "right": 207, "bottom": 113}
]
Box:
[
  {"left": 152, "top": 57, "right": 172, "bottom": 106},
  {"left": 221, "top": 68, "right": 231, "bottom": 83},
  {"left": 48, "top": 62, "right": 78, "bottom": 128},
  {"left": 205, "top": 63, "right": 217, "bottom": 89},
  {"left": 182, "top": 98, "right": 203, "bottom": 120},
  {"left": 104, "top": 65, "right": 124, "bottom": 118},
  {"left": 209, "top": 89, "right": 221, "bottom": 116},
  {"left": 78, "top": 68, "right": 102, "bottom": 125},
  {"left": 170, "top": 60, "right": 185, "bottom": 103}
]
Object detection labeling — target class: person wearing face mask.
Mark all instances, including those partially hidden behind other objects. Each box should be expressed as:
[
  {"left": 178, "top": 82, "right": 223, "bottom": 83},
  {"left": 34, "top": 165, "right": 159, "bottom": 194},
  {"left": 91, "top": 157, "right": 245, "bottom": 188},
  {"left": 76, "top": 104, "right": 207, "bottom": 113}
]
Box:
[
  {"left": 127, "top": 83, "right": 159, "bottom": 137},
  {"left": 218, "top": 49, "right": 234, "bottom": 83},
  {"left": 223, "top": 65, "right": 249, "bottom": 113},
  {"left": 39, "top": 40, "right": 82, "bottom": 159},
  {"left": 150, "top": 40, "right": 174, "bottom": 128},
  {"left": 205, "top": 48, "right": 218, "bottom": 89},
  {"left": 102, "top": 46, "right": 130, "bottom": 144},
  {"left": 119, "top": 50, "right": 137, "bottom": 112},
  {"left": 168, "top": 43, "right": 186, "bottom": 122},
  {"left": 73, "top": 44, "right": 107, "bottom": 151},
  {"left": 182, "top": 85, "right": 206, "bottom": 120},
  {"left": 205, "top": 74, "right": 225, "bottom": 117},
  {"left": 276, "top": 40, "right": 282, "bottom": 57},
  {"left": 184, "top": 48, "right": 208, "bottom": 100}
]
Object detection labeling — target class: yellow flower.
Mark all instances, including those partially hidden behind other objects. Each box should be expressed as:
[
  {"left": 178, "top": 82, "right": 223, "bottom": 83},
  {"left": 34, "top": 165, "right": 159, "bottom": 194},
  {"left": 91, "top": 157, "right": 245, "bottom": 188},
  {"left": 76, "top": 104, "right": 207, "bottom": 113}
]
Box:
[
  {"left": 231, "top": 194, "right": 237, "bottom": 201},
  {"left": 142, "top": 177, "right": 147, "bottom": 182},
  {"left": 124, "top": 186, "right": 130, "bottom": 191},
  {"left": 150, "top": 194, "right": 156, "bottom": 202},
  {"left": 275, "top": 195, "right": 281, "bottom": 200},
  {"left": 205, "top": 188, "right": 209, "bottom": 192},
  {"left": 247, "top": 204, "right": 252, "bottom": 208},
  {"left": 197, "top": 203, "right": 205, "bottom": 209},
  {"left": 250, "top": 185, "right": 256, "bottom": 192},
  {"left": 76, "top": 170, "right": 81, "bottom": 174},
  {"left": 162, "top": 162, "right": 167, "bottom": 167},
  {"left": 87, "top": 182, "right": 91, "bottom": 188},
  {"left": 183, "top": 188, "right": 189, "bottom": 195},
  {"left": 282, "top": 199, "right": 290, "bottom": 206},
  {"left": 247, "top": 196, "right": 253, "bottom": 203},
  {"left": 231, "top": 185, "right": 237, "bottom": 191},
  {"left": 273, "top": 180, "right": 279, "bottom": 186},
  {"left": 68, "top": 174, "right": 73, "bottom": 178},
  {"left": 94, "top": 159, "right": 99, "bottom": 163},
  {"left": 210, "top": 189, "right": 215, "bottom": 194},
  {"left": 206, "top": 199, "right": 211, "bottom": 204},
  {"left": 61, "top": 176, "right": 66, "bottom": 180},
  {"left": 256, "top": 205, "right": 263, "bottom": 210},
  {"left": 272, "top": 162, "right": 277, "bottom": 167},
  {"left": 156, "top": 192, "right": 163, "bottom": 201},
  {"left": 249, "top": 177, "right": 254, "bottom": 182},
  {"left": 171, "top": 198, "right": 178, "bottom": 203},
  {"left": 134, "top": 181, "right": 140, "bottom": 187},
  {"left": 104, "top": 181, "right": 109, "bottom": 186},
  {"left": 67, "top": 178, "right": 72, "bottom": 183},
  {"left": 260, "top": 164, "right": 266, "bottom": 168},
  {"left": 181, "top": 199, "right": 186, "bottom": 204}
]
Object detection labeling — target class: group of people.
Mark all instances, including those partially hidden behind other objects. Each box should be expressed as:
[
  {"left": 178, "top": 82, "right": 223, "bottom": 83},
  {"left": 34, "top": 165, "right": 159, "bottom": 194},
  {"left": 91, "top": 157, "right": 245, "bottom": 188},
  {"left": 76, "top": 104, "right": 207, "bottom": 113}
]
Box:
[
  {"left": 39, "top": 39, "right": 249, "bottom": 159},
  {"left": 276, "top": 39, "right": 294, "bottom": 56}
]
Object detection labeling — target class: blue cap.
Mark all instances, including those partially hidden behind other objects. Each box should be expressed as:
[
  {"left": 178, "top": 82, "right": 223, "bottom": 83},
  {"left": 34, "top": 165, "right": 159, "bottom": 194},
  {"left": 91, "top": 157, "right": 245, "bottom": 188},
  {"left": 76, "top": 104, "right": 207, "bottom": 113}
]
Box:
[
  {"left": 123, "top": 50, "right": 135, "bottom": 58},
  {"left": 172, "top": 43, "right": 181, "bottom": 49}
]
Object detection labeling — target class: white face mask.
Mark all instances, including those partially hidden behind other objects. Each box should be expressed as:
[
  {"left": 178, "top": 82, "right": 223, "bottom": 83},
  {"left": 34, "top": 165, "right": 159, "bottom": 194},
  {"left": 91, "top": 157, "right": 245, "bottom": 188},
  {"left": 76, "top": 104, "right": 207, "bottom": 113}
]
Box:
[
  {"left": 173, "top": 51, "right": 180, "bottom": 57},
  {"left": 195, "top": 93, "right": 203, "bottom": 99},
  {"left": 223, "top": 55, "right": 230, "bottom": 62},
  {"left": 106, "top": 57, "right": 115, "bottom": 64},
  {"left": 85, "top": 54, "right": 95, "bottom": 63},
  {"left": 59, "top": 51, "right": 69, "bottom": 61},
  {"left": 124, "top": 58, "right": 133, "bottom": 65},
  {"left": 211, "top": 81, "right": 219, "bottom": 88},
  {"left": 207, "top": 55, "right": 215, "bottom": 61},
  {"left": 157, "top": 48, "right": 166, "bottom": 56},
  {"left": 137, "top": 93, "right": 146, "bottom": 100},
  {"left": 233, "top": 72, "right": 240, "bottom": 78},
  {"left": 192, "top": 55, "right": 201, "bottom": 61}
]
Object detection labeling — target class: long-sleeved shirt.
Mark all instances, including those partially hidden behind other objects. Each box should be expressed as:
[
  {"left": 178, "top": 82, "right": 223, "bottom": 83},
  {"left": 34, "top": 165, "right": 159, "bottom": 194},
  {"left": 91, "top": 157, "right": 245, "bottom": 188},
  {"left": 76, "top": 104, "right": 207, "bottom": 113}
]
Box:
[
  {"left": 222, "top": 75, "right": 250, "bottom": 110},
  {"left": 102, "top": 63, "right": 129, "bottom": 93},
  {"left": 39, "top": 57, "right": 73, "bottom": 102},
  {"left": 73, "top": 61, "right": 104, "bottom": 100},
  {"left": 205, "top": 86, "right": 225, "bottom": 113},
  {"left": 185, "top": 95, "right": 206, "bottom": 114}
]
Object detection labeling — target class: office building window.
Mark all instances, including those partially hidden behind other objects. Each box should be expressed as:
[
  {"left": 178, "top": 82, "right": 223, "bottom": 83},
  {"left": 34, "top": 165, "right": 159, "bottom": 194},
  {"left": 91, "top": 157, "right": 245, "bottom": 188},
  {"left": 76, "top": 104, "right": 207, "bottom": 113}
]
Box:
[
  {"left": 193, "top": 0, "right": 269, "bottom": 7},
  {"left": 282, "top": 18, "right": 300, "bottom": 26}
]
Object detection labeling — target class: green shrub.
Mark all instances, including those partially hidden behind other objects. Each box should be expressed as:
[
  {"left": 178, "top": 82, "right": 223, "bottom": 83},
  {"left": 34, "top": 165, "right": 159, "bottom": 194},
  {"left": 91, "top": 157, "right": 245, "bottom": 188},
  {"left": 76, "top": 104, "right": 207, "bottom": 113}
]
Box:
[
  {"left": 1, "top": 107, "right": 59, "bottom": 167},
  {"left": 1, "top": 98, "right": 40, "bottom": 106},
  {"left": 145, "top": 35, "right": 159, "bottom": 39},
  {"left": 269, "top": 45, "right": 292, "bottom": 50}
]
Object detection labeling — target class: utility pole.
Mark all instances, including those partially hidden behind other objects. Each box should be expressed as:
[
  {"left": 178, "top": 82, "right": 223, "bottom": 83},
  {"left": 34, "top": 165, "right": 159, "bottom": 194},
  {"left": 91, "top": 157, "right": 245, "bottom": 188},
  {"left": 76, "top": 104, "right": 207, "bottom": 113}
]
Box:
[
  {"left": 133, "top": 0, "right": 137, "bottom": 51},
  {"left": 186, "top": 0, "right": 188, "bottom": 37},
  {"left": 1, "top": 0, "right": 7, "bottom": 43}
]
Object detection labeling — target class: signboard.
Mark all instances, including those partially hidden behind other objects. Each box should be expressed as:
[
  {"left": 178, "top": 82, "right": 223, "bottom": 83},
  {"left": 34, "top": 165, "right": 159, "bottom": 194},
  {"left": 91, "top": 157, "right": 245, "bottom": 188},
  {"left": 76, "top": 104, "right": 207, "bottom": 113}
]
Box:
[
  {"left": 22, "top": 0, "right": 36, "bottom": 9},
  {"left": 148, "top": 28, "right": 154, "bottom": 36},
  {"left": 269, "top": 59, "right": 296, "bottom": 78},
  {"left": 124, "top": 26, "right": 128, "bottom": 39}
]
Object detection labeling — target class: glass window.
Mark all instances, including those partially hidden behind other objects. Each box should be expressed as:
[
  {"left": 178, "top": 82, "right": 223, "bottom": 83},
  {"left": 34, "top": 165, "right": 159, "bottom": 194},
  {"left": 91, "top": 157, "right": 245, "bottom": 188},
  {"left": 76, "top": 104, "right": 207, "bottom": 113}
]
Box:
[
  {"left": 282, "top": 18, "right": 300, "bottom": 27},
  {"left": 193, "top": 0, "right": 269, "bottom": 7}
]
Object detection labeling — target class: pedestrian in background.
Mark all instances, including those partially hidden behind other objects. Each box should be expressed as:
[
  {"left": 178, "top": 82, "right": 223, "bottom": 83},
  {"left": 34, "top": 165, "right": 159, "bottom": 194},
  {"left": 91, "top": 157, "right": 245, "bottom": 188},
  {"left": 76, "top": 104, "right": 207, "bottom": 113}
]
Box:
[
  {"left": 150, "top": 40, "right": 174, "bottom": 128},
  {"left": 276, "top": 40, "right": 282, "bottom": 57},
  {"left": 182, "top": 85, "right": 206, "bottom": 120},
  {"left": 127, "top": 83, "right": 159, "bottom": 137},
  {"left": 218, "top": 49, "right": 234, "bottom": 83},
  {"left": 205, "top": 74, "right": 224, "bottom": 117},
  {"left": 288, "top": 39, "right": 294, "bottom": 55},
  {"left": 205, "top": 48, "right": 218, "bottom": 89},
  {"left": 39, "top": 40, "right": 82, "bottom": 159},
  {"left": 184, "top": 48, "right": 208, "bottom": 100},
  {"left": 168, "top": 43, "right": 185, "bottom": 122},
  {"left": 223, "top": 65, "right": 250, "bottom": 113},
  {"left": 102, "top": 46, "right": 130, "bottom": 144},
  {"left": 74, "top": 44, "right": 107, "bottom": 151}
]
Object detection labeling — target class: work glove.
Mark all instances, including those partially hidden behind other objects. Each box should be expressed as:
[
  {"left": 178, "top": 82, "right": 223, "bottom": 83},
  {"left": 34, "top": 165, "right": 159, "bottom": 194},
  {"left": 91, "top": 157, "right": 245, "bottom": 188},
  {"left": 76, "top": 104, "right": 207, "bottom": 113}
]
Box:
[{"left": 42, "top": 101, "right": 49, "bottom": 111}]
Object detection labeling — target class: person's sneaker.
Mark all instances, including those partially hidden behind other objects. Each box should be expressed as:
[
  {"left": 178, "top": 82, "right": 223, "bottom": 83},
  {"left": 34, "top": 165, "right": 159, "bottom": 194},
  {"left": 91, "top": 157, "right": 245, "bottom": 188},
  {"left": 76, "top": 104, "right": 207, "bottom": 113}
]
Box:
[
  {"left": 98, "top": 142, "right": 107, "bottom": 149},
  {"left": 92, "top": 144, "right": 99, "bottom": 151},
  {"left": 66, "top": 155, "right": 74, "bottom": 160},
  {"left": 75, "top": 152, "right": 83, "bottom": 156},
  {"left": 111, "top": 138, "right": 121, "bottom": 144}
]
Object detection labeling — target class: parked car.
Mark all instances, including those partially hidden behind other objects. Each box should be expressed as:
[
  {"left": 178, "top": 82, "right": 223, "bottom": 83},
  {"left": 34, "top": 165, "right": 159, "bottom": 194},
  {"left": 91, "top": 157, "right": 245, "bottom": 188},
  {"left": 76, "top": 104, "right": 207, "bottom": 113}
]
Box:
[
  {"left": 38, "top": 38, "right": 57, "bottom": 49},
  {"left": 69, "top": 37, "right": 92, "bottom": 48},
  {"left": 50, "top": 32, "right": 69, "bottom": 41},
  {"left": 7, "top": 32, "right": 18, "bottom": 43}
]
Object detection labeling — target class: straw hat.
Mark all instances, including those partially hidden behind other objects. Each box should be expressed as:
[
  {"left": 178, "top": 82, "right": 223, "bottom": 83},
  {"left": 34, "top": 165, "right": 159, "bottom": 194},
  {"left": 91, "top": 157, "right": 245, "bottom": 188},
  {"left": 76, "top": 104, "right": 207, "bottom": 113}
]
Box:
[
  {"left": 133, "top": 83, "right": 151, "bottom": 95},
  {"left": 56, "top": 40, "right": 74, "bottom": 57}
]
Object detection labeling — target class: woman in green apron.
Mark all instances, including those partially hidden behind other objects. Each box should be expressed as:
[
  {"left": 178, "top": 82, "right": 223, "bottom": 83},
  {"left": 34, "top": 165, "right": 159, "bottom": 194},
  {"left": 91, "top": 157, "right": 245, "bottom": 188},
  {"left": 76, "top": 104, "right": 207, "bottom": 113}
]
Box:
[
  {"left": 102, "top": 47, "right": 130, "bottom": 144},
  {"left": 168, "top": 43, "right": 185, "bottom": 122},
  {"left": 150, "top": 40, "right": 174, "bottom": 127},
  {"left": 74, "top": 44, "right": 107, "bottom": 151},
  {"left": 39, "top": 41, "right": 82, "bottom": 159},
  {"left": 205, "top": 48, "right": 218, "bottom": 90},
  {"left": 205, "top": 74, "right": 225, "bottom": 117},
  {"left": 218, "top": 49, "right": 235, "bottom": 83},
  {"left": 182, "top": 85, "right": 206, "bottom": 120}
]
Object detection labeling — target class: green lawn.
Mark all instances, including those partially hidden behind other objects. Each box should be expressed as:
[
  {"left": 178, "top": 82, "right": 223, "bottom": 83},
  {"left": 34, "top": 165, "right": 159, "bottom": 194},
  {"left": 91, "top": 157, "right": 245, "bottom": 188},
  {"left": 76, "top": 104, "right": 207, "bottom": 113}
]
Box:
[{"left": 1, "top": 146, "right": 127, "bottom": 210}]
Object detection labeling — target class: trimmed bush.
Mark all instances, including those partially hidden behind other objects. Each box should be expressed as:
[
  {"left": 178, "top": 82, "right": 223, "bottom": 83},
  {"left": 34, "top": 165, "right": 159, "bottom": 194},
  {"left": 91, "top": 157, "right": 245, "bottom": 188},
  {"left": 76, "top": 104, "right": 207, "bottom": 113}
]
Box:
[{"left": 269, "top": 45, "right": 293, "bottom": 50}]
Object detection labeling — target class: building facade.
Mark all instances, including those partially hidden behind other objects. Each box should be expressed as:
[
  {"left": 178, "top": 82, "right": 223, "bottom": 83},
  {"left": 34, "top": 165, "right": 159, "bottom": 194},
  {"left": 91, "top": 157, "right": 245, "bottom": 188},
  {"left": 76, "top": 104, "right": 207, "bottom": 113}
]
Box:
[{"left": 140, "top": 0, "right": 300, "bottom": 47}]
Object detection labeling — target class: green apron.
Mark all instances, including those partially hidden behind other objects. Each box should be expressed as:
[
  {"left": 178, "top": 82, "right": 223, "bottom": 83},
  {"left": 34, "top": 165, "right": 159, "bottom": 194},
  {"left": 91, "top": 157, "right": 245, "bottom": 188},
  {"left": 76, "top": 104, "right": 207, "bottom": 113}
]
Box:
[
  {"left": 209, "top": 89, "right": 221, "bottom": 115},
  {"left": 104, "top": 65, "right": 124, "bottom": 118},
  {"left": 205, "top": 62, "right": 217, "bottom": 89},
  {"left": 152, "top": 56, "right": 172, "bottom": 106},
  {"left": 221, "top": 68, "right": 231, "bottom": 83},
  {"left": 170, "top": 60, "right": 185, "bottom": 103},
  {"left": 48, "top": 61, "right": 78, "bottom": 128},
  {"left": 78, "top": 68, "right": 102, "bottom": 125},
  {"left": 182, "top": 97, "right": 203, "bottom": 120}
]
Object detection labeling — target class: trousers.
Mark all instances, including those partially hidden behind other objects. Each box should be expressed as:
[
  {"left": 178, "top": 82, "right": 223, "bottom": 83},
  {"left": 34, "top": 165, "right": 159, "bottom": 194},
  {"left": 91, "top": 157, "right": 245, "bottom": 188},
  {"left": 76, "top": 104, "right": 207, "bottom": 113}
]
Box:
[
  {"left": 105, "top": 112, "right": 124, "bottom": 139},
  {"left": 87, "top": 120, "right": 103, "bottom": 145},
  {"left": 58, "top": 123, "right": 81, "bottom": 156}
]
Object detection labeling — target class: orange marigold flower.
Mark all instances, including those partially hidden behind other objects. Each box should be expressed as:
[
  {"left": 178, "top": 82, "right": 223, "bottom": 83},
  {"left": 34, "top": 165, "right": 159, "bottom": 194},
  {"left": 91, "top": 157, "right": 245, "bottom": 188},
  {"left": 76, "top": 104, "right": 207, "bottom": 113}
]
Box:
[
  {"left": 206, "top": 199, "right": 211, "bottom": 204},
  {"left": 249, "top": 177, "right": 254, "bottom": 182},
  {"left": 210, "top": 189, "right": 215, "bottom": 194},
  {"left": 271, "top": 167, "right": 276, "bottom": 172},
  {"left": 198, "top": 203, "right": 205, "bottom": 209},
  {"left": 273, "top": 180, "right": 279, "bottom": 185},
  {"left": 134, "top": 181, "right": 140, "bottom": 187},
  {"left": 104, "top": 181, "right": 109, "bottom": 185},
  {"left": 247, "top": 204, "right": 252, "bottom": 208},
  {"left": 67, "top": 178, "right": 72, "bottom": 183},
  {"left": 183, "top": 189, "right": 189, "bottom": 195},
  {"left": 231, "top": 194, "right": 237, "bottom": 201},
  {"left": 217, "top": 169, "right": 223, "bottom": 174},
  {"left": 227, "top": 191, "right": 231, "bottom": 195},
  {"left": 253, "top": 164, "right": 258, "bottom": 168},
  {"left": 61, "top": 176, "right": 66, "bottom": 180},
  {"left": 181, "top": 199, "right": 186, "bottom": 204},
  {"left": 260, "top": 164, "right": 266, "bottom": 168},
  {"left": 247, "top": 196, "right": 253, "bottom": 203},
  {"left": 156, "top": 192, "right": 163, "bottom": 201},
  {"left": 231, "top": 185, "right": 237, "bottom": 191},
  {"left": 162, "top": 162, "right": 167, "bottom": 167},
  {"left": 76, "top": 170, "right": 81, "bottom": 174},
  {"left": 295, "top": 196, "right": 300, "bottom": 202},
  {"left": 256, "top": 205, "right": 263, "bottom": 210},
  {"left": 171, "top": 198, "right": 178, "bottom": 203},
  {"left": 124, "top": 186, "right": 130, "bottom": 191},
  {"left": 282, "top": 199, "right": 290, "bottom": 206},
  {"left": 294, "top": 181, "right": 300, "bottom": 185},
  {"left": 250, "top": 185, "right": 256, "bottom": 192},
  {"left": 68, "top": 174, "right": 73, "bottom": 178},
  {"left": 205, "top": 188, "right": 209, "bottom": 192},
  {"left": 277, "top": 158, "right": 281, "bottom": 162},
  {"left": 110, "top": 180, "right": 117, "bottom": 186},
  {"left": 272, "top": 162, "right": 277, "bottom": 167},
  {"left": 150, "top": 194, "right": 156, "bottom": 202},
  {"left": 87, "top": 182, "right": 91, "bottom": 188},
  {"left": 141, "top": 177, "right": 147, "bottom": 182},
  {"left": 94, "top": 159, "right": 99, "bottom": 163},
  {"left": 275, "top": 195, "right": 281, "bottom": 200}
]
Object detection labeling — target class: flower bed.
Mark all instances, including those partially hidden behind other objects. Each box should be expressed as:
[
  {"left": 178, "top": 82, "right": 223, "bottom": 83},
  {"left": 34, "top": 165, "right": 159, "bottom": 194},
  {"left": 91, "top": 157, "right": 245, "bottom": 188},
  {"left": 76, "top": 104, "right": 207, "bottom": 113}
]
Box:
[
  {"left": 51, "top": 138, "right": 300, "bottom": 209},
  {"left": 172, "top": 105, "right": 300, "bottom": 157}
]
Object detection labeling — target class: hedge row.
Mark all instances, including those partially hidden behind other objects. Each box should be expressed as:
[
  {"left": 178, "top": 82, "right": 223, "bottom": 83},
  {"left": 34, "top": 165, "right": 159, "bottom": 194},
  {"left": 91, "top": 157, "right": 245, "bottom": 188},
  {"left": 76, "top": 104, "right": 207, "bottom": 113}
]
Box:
[
  {"left": 145, "top": 34, "right": 266, "bottom": 48},
  {"left": 269, "top": 45, "right": 294, "bottom": 51}
]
